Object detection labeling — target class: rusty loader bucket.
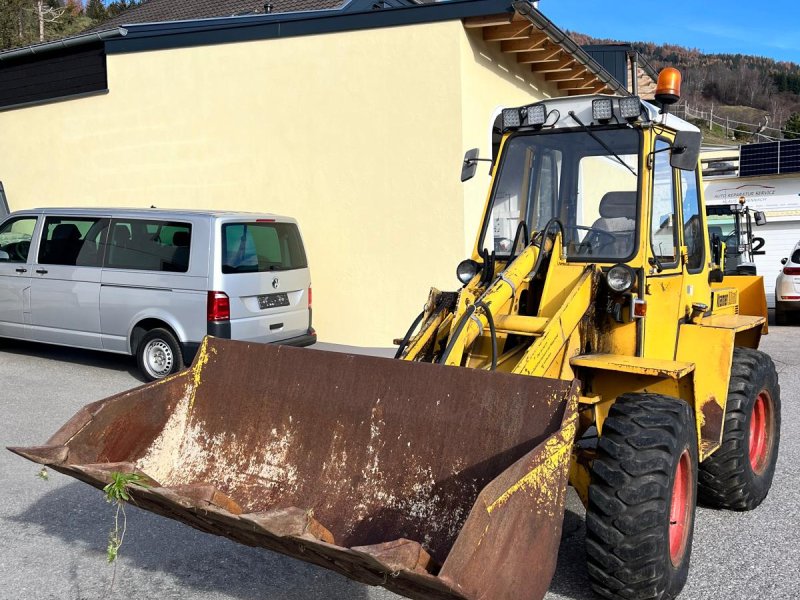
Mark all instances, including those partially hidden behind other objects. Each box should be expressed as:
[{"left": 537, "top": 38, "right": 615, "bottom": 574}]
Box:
[{"left": 10, "top": 338, "right": 578, "bottom": 600}]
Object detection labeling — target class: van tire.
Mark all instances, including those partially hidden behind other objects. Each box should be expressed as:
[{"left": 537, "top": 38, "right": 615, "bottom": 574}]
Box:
[
  {"left": 586, "top": 394, "right": 697, "bottom": 600},
  {"left": 136, "top": 328, "right": 184, "bottom": 381},
  {"left": 697, "top": 347, "right": 780, "bottom": 510}
]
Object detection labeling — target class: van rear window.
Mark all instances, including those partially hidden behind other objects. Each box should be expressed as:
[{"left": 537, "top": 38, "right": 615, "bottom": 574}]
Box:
[{"left": 221, "top": 222, "right": 307, "bottom": 274}]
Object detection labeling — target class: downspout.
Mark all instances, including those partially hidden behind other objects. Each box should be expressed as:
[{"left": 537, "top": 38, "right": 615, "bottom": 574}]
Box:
[
  {"left": 629, "top": 50, "right": 639, "bottom": 95},
  {"left": 510, "top": 0, "right": 629, "bottom": 96},
  {"left": 0, "top": 28, "right": 127, "bottom": 62}
]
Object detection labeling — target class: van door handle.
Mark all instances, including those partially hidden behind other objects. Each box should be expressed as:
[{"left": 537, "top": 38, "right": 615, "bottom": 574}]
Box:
[
  {"left": 15, "top": 268, "right": 27, "bottom": 273},
  {"left": 35, "top": 268, "right": 48, "bottom": 275}
]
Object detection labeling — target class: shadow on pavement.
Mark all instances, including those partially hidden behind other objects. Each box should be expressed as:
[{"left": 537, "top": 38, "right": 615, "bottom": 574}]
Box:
[
  {"left": 547, "top": 508, "right": 596, "bottom": 600},
  {"left": 0, "top": 338, "right": 146, "bottom": 381},
  {"left": 11, "top": 481, "right": 373, "bottom": 600}
]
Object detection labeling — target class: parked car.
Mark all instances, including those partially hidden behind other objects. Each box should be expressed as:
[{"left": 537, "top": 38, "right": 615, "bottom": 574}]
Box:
[
  {"left": 775, "top": 240, "right": 800, "bottom": 325},
  {"left": 0, "top": 208, "right": 315, "bottom": 380}
]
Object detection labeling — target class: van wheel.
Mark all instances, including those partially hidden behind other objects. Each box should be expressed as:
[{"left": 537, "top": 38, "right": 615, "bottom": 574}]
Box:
[
  {"left": 137, "top": 328, "right": 184, "bottom": 381},
  {"left": 586, "top": 394, "right": 698, "bottom": 600},
  {"left": 698, "top": 347, "right": 780, "bottom": 510}
]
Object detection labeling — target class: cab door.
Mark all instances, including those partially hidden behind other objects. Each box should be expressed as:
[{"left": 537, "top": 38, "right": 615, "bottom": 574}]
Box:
[
  {"left": 0, "top": 214, "right": 38, "bottom": 339},
  {"left": 643, "top": 136, "right": 685, "bottom": 359},
  {"left": 677, "top": 167, "right": 712, "bottom": 311}
]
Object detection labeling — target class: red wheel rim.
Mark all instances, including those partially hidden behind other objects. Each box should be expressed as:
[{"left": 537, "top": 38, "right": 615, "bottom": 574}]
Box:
[
  {"left": 669, "top": 450, "right": 692, "bottom": 566},
  {"left": 749, "top": 391, "right": 771, "bottom": 475}
]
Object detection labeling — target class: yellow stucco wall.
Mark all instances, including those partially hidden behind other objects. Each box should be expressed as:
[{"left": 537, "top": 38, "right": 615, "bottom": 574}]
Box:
[
  {"left": 0, "top": 20, "right": 560, "bottom": 346},
  {"left": 457, "top": 27, "right": 562, "bottom": 259}
]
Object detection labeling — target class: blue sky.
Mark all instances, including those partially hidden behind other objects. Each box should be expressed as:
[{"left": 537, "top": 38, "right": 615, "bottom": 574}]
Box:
[{"left": 541, "top": 1, "right": 800, "bottom": 64}]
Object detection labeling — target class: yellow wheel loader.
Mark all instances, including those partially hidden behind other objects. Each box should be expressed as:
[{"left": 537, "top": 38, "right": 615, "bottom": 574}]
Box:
[{"left": 10, "top": 71, "right": 780, "bottom": 600}]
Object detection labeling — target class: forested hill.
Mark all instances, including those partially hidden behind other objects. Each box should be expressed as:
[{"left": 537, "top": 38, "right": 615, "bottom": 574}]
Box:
[{"left": 569, "top": 32, "right": 800, "bottom": 120}]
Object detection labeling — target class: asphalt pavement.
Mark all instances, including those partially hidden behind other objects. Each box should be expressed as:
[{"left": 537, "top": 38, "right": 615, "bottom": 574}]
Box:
[{"left": 1, "top": 331, "right": 798, "bottom": 600}]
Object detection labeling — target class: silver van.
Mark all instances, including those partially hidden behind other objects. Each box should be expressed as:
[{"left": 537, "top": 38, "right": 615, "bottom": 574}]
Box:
[{"left": 0, "top": 208, "right": 315, "bottom": 380}]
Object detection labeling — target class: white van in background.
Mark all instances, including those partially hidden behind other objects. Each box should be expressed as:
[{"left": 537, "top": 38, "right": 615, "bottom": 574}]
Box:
[{"left": 0, "top": 208, "right": 315, "bottom": 380}]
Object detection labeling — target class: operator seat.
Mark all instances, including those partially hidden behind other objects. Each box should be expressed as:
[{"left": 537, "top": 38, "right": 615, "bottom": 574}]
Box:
[{"left": 590, "top": 191, "right": 636, "bottom": 256}]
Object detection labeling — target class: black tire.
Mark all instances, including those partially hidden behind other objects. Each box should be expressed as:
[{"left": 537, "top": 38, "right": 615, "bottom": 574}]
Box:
[
  {"left": 698, "top": 347, "right": 780, "bottom": 510},
  {"left": 136, "top": 328, "right": 184, "bottom": 381},
  {"left": 775, "top": 307, "right": 787, "bottom": 325},
  {"left": 586, "top": 394, "right": 698, "bottom": 600}
]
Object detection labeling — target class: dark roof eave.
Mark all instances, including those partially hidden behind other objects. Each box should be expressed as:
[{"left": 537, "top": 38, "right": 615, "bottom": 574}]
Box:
[
  {"left": 0, "top": 28, "right": 126, "bottom": 62},
  {"left": 105, "top": 0, "right": 514, "bottom": 54}
]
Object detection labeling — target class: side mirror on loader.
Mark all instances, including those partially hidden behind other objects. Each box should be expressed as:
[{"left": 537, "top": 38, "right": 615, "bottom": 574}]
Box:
[
  {"left": 754, "top": 211, "right": 767, "bottom": 226},
  {"left": 461, "top": 148, "right": 480, "bottom": 182},
  {"left": 670, "top": 130, "right": 702, "bottom": 171}
]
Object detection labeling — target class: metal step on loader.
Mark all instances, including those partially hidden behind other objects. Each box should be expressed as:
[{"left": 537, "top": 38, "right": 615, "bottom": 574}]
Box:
[{"left": 10, "top": 69, "right": 780, "bottom": 600}]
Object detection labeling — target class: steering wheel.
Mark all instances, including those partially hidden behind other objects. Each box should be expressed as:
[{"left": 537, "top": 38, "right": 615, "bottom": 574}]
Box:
[
  {"left": 565, "top": 225, "right": 617, "bottom": 245},
  {"left": 12, "top": 241, "right": 30, "bottom": 262}
]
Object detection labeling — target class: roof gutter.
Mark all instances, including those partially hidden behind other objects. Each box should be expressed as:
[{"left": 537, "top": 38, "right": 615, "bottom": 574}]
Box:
[
  {"left": 0, "top": 28, "right": 126, "bottom": 62},
  {"left": 511, "top": 1, "right": 628, "bottom": 96}
]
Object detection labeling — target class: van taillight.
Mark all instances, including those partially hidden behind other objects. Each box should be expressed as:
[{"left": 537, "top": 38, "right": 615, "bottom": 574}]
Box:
[
  {"left": 308, "top": 285, "right": 312, "bottom": 308},
  {"left": 784, "top": 266, "right": 800, "bottom": 275},
  {"left": 207, "top": 291, "right": 230, "bottom": 321}
]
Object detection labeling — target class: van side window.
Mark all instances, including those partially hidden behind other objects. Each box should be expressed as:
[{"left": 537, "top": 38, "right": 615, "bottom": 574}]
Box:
[
  {"left": 105, "top": 219, "right": 191, "bottom": 272},
  {"left": 0, "top": 217, "right": 37, "bottom": 263},
  {"left": 39, "top": 217, "right": 107, "bottom": 267}
]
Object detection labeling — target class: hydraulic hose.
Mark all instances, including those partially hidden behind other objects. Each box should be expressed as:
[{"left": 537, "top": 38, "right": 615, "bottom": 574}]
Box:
[
  {"left": 393, "top": 310, "right": 426, "bottom": 359},
  {"left": 437, "top": 304, "right": 477, "bottom": 365},
  {"left": 529, "top": 218, "right": 565, "bottom": 280}
]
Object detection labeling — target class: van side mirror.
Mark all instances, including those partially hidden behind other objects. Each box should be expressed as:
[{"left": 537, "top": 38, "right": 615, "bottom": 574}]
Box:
[
  {"left": 0, "top": 250, "right": 8, "bottom": 261},
  {"left": 782, "top": 257, "right": 788, "bottom": 265},
  {"left": 461, "top": 148, "right": 480, "bottom": 182},
  {"left": 754, "top": 211, "right": 767, "bottom": 226},
  {"left": 670, "top": 131, "right": 702, "bottom": 171}
]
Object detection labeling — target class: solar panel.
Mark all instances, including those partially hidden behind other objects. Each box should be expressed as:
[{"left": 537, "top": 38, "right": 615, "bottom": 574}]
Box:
[
  {"left": 740, "top": 142, "right": 779, "bottom": 177},
  {"left": 779, "top": 139, "right": 800, "bottom": 174}
]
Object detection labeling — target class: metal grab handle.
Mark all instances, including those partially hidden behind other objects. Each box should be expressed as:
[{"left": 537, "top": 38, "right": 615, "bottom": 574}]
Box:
[
  {"left": 15, "top": 268, "right": 27, "bottom": 273},
  {"left": 35, "top": 268, "right": 48, "bottom": 274}
]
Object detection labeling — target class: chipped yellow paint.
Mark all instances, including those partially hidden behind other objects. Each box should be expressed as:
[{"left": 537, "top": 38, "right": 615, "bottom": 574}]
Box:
[
  {"left": 486, "top": 418, "right": 576, "bottom": 515},
  {"left": 187, "top": 337, "right": 216, "bottom": 410}
]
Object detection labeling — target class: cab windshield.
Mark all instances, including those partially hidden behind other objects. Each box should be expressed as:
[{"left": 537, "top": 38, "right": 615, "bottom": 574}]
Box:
[{"left": 481, "top": 128, "right": 641, "bottom": 261}]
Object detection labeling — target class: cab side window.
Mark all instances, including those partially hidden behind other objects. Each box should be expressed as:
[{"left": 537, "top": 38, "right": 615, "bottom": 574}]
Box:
[
  {"left": 650, "top": 139, "right": 678, "bottom": 264},
  {"left": 0, "top": 217, "right": 37, "bottom": 263},
  {"left": 681, "top": 169, "right": 705, "bottom": 272}
]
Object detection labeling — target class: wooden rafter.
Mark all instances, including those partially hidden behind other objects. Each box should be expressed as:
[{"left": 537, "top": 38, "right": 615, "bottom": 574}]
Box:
[
  {"left": 516, "top": 43, "right": 561, "bottom": 65},
  {"left": 569, "top": 83, "right": 608, "bottom": 96},
  {"left": 501, "top": 32, "right": 549, "bottom": 53},
  {"left": 482, "top": 22, "right": 533, "bottom": 42},
  {"left": 546, "top": 67, "right": 588, "bottom": 82},
  {"left": 463, "top": 14, "right": 514, "bottom": 29},
  {"left": 530, "top": 55, "right": 574, "bottom": 73},
  {"left": 463, "top": 13, "right": 614, "bottom": 96},
  {"left": 557, "top": 76, "right": 596, "bottom": 90}
]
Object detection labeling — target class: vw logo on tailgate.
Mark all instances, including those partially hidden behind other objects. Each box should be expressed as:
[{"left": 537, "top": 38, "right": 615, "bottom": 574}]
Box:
[{"left": 272, "top": 277, "right": 280, "bottom": 289}]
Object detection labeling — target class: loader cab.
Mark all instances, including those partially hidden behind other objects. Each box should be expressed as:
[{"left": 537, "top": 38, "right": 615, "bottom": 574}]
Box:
[{"left": 473, "top": 94, "right": 709, "bottom": 359}]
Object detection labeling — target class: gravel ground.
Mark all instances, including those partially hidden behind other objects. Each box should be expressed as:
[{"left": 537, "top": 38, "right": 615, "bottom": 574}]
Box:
[{"left": 0, "top": 330, "right": 798, "bottom": 600}]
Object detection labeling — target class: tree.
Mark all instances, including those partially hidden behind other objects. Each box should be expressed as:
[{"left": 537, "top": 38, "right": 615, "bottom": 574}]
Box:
[
  {"left": 106, "top": 0, "right": 141, "bottom": 18},
  {"left": 85, "top": 0, "right": 105, "bottom": 21},
  {"left": 784, "top": 113, "right": 800, "bottom": 140}
]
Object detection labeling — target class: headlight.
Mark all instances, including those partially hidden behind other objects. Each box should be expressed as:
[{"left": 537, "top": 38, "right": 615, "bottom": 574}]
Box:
[
  {"left": 607, "top": 264, "right": 635, "bottom": 293},
  {"left": 456, "top": 259, "right": 480, "bottom": 285}
]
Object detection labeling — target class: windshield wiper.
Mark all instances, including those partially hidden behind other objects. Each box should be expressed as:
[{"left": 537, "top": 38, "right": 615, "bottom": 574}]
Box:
[{"left": 567, "top": 111, "right": 637, "bottom": 177}]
